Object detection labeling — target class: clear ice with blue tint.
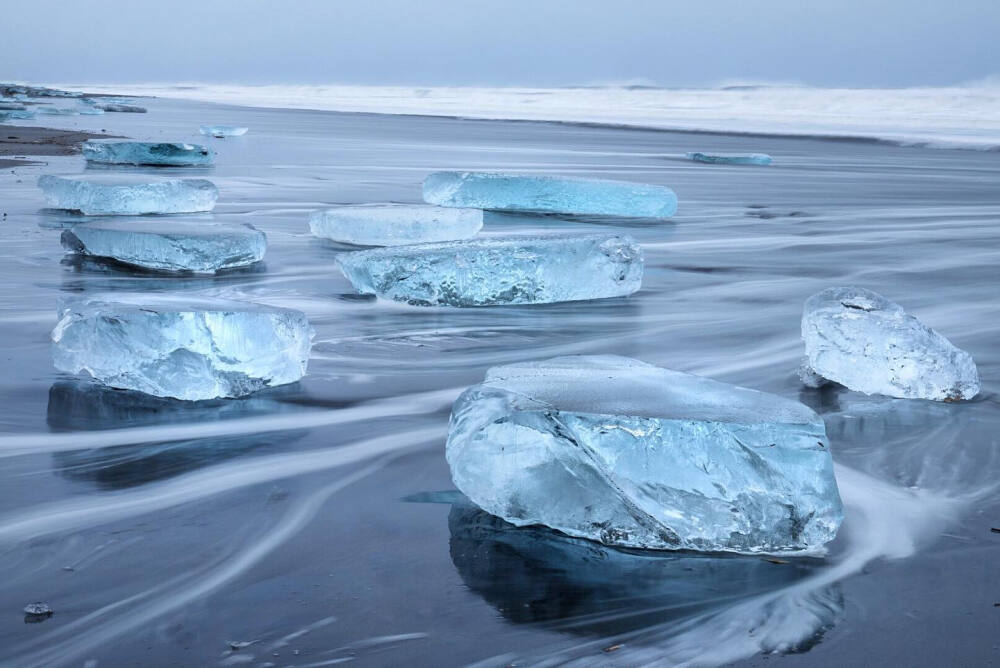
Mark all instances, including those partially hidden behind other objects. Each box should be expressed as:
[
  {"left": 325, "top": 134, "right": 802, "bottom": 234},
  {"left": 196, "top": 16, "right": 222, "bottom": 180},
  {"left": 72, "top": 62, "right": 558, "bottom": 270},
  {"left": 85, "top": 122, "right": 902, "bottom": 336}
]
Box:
[
  {"left": 309, "top": 204, "right": 483, "bottom": 246},
  {"left": 0, "top": 110, "right": 35, "bottom": 121},
  {"left": 337, "top": 233, "right": 642, "bottom": 306},
  {"left": 800, "top": 286, "right": 980, "bottom": 401},
  {"left": 447, "top": 355, "right": 843, "bottom": 554},
  {"left": 82, "top": 141, "right": 214, "bottom": 166},
  {"left": 423, "top": 171, "right": 678, "bottom": 218},
  {"left": 52, "top": 295, "right": 313, "bottom": 401},
  {"left": 38, "top": 175, "right": 218, "bottom": 215},
  {"left": 36, "top": 107, "right": 79, "bottom": 115},
  {"left": 62, "top": 219, "right": 266, "bottom": 273},
  {"left": 687, "top": 152, "right": 773, "bottom": 165},
  {"left": 200, "top": 125, "right": 248, "bottom": 137}
]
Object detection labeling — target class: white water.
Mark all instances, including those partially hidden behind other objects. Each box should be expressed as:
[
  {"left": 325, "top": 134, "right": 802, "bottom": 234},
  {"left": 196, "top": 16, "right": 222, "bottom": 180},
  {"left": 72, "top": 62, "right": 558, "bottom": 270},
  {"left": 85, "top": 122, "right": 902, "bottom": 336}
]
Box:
[{"left": 45, "top": 81, "right": 1000, "bottom": 150}]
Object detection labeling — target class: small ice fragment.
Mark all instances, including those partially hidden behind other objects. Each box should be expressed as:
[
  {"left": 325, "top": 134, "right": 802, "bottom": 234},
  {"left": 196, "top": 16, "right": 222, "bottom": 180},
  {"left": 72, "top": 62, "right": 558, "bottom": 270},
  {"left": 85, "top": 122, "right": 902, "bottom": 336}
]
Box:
[
  {"left": 96, "top": 103, "right": 147, "bottom": 113},
  {"left": 337, "top": 233, "right": 642, "bottom": 307},
  {"left": 24, "top": 602, "right": 53, "bottom": 616},
  {"left": 0, "top": 110, "right": 35, "bottom": 121},
  {"left": 309, "top": 204, "right": 483, "bottom": 246},
  {"left": 447, "top": 355, "right": 843, "bottom": 554},
  {"left": 200, "top": 125, "right": 249, "bottom": 138},
  {"left": 52, "top": 295, "right": 313, "bottom": 401},
  {"left": 423, "top": 171, "right": 678, "bottom": 218},
  {"left": 61, "top": 219, "right": 266, "bottom": 273},
  {"left": 687, "top": 152, "right": 773, "bottom": 165},
  {"left": 801, "top": 286, "right": 980, "bottom": 401},
  {"left": 82, "top": 141, "right": 214, "bottom": 166},
  {"left": 38, "top": 174, "right": 218, "bottom": 215}
]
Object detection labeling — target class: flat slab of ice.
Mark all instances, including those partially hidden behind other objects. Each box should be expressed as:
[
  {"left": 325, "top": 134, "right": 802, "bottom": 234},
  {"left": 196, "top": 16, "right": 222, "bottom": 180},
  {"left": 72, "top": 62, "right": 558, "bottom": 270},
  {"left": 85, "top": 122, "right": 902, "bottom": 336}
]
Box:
[
  {"left": 61, "top": 219, "right": 266, "bottom": 273},
  {"left": 200, "top": 125, "right": 249, "bottom": 137},
  {"left": 447, "top": 355, "right": 843, "bottom": 554},
  {"left": 0, "top": 110, "right": 34, "bottom": 121},
  {"left": 38, "top": 175, "right": 218, "bottom": 215},
  {"left": 423, "top": 171, "right": 678, "bottom": 218},
  {"left": 82, "top": 141, "right": 214, "bottom": 166},
  {"left": 337, "top": 233, "right": 643, "bottom": 306},
  {"left": 801, "top": 286, "right": 980, "bottom": 401},
  {"left": 52, "top": 295, "right": 313, "bottom": 401},
  {"left": 309, "top": 204, "right": 483, "bottom": 246},
  {"left": 687, "top": 152, "right": 773, "bottom": 165}
]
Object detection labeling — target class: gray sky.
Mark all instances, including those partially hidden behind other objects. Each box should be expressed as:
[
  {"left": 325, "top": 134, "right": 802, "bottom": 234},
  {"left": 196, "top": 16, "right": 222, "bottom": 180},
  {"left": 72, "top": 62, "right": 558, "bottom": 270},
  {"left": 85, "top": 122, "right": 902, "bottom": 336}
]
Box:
[{"left": 5, "top": 0, "right": 997, "bottom": 88}]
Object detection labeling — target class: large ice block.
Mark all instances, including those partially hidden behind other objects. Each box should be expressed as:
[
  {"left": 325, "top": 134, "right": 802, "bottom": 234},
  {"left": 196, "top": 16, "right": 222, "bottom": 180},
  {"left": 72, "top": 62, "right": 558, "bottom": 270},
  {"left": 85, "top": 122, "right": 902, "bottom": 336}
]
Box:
[
  {"left": 447, "top": 355, "right": 843, "bottom": 554},
  {"left": 82, "top": 141, "right": 214, "bottom": 166},
  {"left": 801, "top": 287, "right": 980, "bottom": 401},
  {"left": 61, "top": 219, "right": 266, "bottom": 273},
  {"left": 337, "top": 234, "right": 642, "bottom": 306},
  {"left": 38, "top": 175, "right": 218, "bottom": 215},
  {"left": 52, "top": 296, "right": 313, "bottom": 401},
  {"left": 200, "top": 125, "right": 248, "bottom": 137},
  {"left": 687, "top": 152, "right": 773, "bottom": 165},
  {"left": 309, "top": 204, "right": 483, "bottom": 246},
  {"left": 423, "top": 171, "right": 678, "bottom": 218}
]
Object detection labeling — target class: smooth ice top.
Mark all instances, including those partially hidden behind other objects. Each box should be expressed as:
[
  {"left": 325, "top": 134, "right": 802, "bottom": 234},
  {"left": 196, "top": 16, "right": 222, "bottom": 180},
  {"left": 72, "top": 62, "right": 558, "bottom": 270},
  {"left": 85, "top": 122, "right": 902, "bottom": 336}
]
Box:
[
  {"left": 52, "top": 295, "right": 313, "bottom": 401},
  {"left": 82, "top": 141, "right": 214, "bottom": 166},
  {"left": 61, "top": 219, "right": 266, "bottom": 273},
  {"left": 337, "top": 233, "right": 643, "bottom": 307},
  {"left": 801, "top": 286, "right": 980, "bottom": 401},
  {"left": 38, "top": 174, "right": 219, "bottom": 215},
  {"left": 485, "top": 356, "right": 818, "bottom": 425},
  {"left": 200, "top": 125, "right": 249, "bottom": 137},
  {"left": 447, "top": 355, "right": 843, "bottom": 554},
  {"left": 687, "top": 152, "right": 773, "bottom": 165},
  {"left": 423, "top": 171, "right": 678, "bottom": 218},
  {"left": 309, "top": 204, "right": 483, "bottom": 246}
]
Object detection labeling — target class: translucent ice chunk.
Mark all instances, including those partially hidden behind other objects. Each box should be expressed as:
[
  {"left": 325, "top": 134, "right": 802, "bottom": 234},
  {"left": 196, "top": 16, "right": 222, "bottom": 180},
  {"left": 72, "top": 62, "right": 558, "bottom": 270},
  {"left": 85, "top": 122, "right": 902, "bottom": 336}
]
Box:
[
  {"left": 801, "top": 286, "right": 980, "bottom": 401},
  {"left": 0, "top": 101, "right": 25, "bottom": 110},
  {"left": 687, "top": 152, "right": 773, "bottom": 165},
  {"left": 52, "top": 295, "right": 313, "bottom": 401},
  {"left": 61, "top": 219, "right": 266, "bottom": 273},
  {"left": 77, "top": 106, "right": 105, "bottom": 115},
  {"left": 0, "top": 110, "right": 35, "bottom": 121},
  {"left": 200, "top": 125, "right": 248, "bottom": 137},
  {"left": 309, "top": 204, "right": 483, "bottom": 246},
  {"left": 337, "top": 233, "right": 642, "bottom": 306},
  {"left": 82, "top": 141, "right": 214, "bottom": 166},
  {"left": 447, "top": 355, "right": 843, "bottom": 554},
  {"left": 36, "top": 107, "right": 79, "bottom": 115},
  {"left": 38, "top": 175, "right": 218, "bottom": 215},
  {"left": 96, "top": 103, "right": 147, "bottom": 113},
  {"left": 423, "top": 171, "right": 678, "bottom": 218}
]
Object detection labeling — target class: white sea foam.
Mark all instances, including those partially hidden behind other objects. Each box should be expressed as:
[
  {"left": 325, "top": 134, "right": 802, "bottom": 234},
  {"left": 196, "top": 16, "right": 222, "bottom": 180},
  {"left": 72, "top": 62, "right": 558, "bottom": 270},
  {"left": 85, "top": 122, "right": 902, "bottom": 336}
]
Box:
[{"left": 44, "top": 81, "right": 1000, "bottom": 149}]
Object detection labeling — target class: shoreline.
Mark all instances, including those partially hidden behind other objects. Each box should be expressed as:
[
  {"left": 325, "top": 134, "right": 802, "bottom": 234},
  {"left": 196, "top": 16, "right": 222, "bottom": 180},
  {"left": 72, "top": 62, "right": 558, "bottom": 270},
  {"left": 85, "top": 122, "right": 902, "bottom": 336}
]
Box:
[{"left": 0, "top": 125, "right": 120, "bottom": 167}]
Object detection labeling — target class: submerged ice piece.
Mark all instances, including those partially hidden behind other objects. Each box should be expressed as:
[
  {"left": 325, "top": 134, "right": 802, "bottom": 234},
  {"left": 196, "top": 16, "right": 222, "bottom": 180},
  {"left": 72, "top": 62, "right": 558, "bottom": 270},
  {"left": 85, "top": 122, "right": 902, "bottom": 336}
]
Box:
[
  {"left": 200, "top": 125, "right": 248, "bottom": 138},
  {"left": 82, "top": 141, "right": 214, "bottom": 166},
  {"left": 800, "top": 286, "right": 980, "bottom": 401},
  {"left": 96, "top": 103, "right": 146, "bottom": 113},
  {"left": 338, "top": 234, "right": 642, "bottom": 306},
  {"left": 687, "top": 152, "right": 773, "bottom": 165},
  {"left": 52, "top": 296, "right": 313, "bottom": 401},
  {"left": 423, "top": 171, "right": 678, "bottom": 218},
  {"left": 38, "top": 175, "right": 218, "bottom": 215},
  {"left": 309, "top": 204, "right": 483, "bottom": 246},
  {"left": 447, "top": 355, "right": 843, "bottom": 554},
  {"left": 62, "top": 219, "right": 266, "bottom": 273}
]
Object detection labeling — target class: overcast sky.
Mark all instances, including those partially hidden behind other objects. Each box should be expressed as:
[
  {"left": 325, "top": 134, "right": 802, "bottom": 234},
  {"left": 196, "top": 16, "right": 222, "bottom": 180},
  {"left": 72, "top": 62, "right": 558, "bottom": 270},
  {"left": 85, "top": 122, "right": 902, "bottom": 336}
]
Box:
[{"left": 5, "top": 0, "right": 997, "bottom": 88}]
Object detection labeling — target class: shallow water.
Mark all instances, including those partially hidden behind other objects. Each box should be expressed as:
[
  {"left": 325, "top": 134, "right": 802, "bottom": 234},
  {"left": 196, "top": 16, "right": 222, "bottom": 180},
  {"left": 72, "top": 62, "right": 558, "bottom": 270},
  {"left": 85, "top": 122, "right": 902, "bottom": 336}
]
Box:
[{"left": 1, "top": 97, "right": 998, "bottom": 667}]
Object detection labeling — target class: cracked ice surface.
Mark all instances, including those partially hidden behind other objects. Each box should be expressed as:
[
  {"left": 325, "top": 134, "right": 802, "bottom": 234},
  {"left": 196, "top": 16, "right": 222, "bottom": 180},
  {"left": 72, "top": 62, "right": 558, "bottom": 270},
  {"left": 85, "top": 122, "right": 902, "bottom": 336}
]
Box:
[
  {"left": 423, "top": 171, "right": 678, "bottom": 217},
  {"left": 82, "top": 141, "right": 214, "bottom": 166},
  {"left": 61, "top": 219, "right": 266, "bottom": 273},
  {"left": 309, "top": 204, "right": 483, "bottom": 246},
  {"left": 337, "top": 233, "right": 642, "bottom": 306},
  {"left": 687, "top": 152, "right": 773, "bottom": 165},
  {"left": 38, "top": 175, "right": 218, "bottom": 215},
  {"left": 52, "top": 296, "right": 313, "bottom": 401},
  {"left": 447, "top": 355, "right": 843, "bottom": 554},
  {"left": 801, "top": 286, "right": 980, "bottom": 401}
]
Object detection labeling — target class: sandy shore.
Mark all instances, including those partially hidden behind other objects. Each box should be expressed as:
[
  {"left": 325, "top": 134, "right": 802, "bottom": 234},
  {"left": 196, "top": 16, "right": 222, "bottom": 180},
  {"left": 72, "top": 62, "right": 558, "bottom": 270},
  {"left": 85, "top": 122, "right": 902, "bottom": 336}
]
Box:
[{"left": 0, "top": 125, "right": 121, "bottom": 167}]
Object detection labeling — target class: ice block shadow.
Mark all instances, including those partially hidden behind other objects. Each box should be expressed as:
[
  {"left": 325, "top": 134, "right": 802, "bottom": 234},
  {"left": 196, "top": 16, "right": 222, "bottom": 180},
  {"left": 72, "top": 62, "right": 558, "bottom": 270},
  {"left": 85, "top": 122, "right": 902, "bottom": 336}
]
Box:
[
  {"left": 47, "top": 381, "right": 306, "bottom": 490},
  {"left": 448, "top": 503, "right": 823, "bottom": 637}
]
